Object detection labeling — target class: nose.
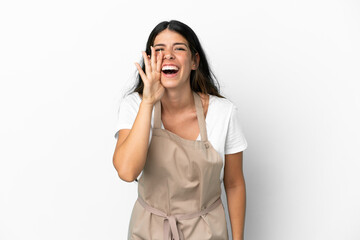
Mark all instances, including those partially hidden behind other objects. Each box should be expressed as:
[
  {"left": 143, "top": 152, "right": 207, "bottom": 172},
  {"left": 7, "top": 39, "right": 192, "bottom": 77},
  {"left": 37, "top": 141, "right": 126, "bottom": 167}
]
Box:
[{"left": 161, "top": 50, "right": 175, "bottom": 60}]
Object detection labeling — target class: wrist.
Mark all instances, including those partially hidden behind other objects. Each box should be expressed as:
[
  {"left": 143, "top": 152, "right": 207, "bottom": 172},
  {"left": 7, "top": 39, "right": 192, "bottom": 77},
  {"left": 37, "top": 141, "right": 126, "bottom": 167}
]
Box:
[{"left": 140, "top": 100, "right": 155, "bottom": 108}]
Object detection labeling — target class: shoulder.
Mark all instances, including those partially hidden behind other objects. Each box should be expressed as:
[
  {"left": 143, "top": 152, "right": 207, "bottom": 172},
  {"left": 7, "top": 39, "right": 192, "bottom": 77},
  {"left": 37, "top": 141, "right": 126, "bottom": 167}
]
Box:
[
  {"left": 204, "top": 94, "right": 237, "bottom": 128},
  {"left": 197, "top": 92, "right": 234, "bottom": 108},
  {"left": 209, "top": 94, "right": 235, "bottom": 113},
  {"left": 121, "top": 92, "right": 142, "bottom": 107},
  {"left": 117, "top": 92, "right": 142, "bottom": 116}
]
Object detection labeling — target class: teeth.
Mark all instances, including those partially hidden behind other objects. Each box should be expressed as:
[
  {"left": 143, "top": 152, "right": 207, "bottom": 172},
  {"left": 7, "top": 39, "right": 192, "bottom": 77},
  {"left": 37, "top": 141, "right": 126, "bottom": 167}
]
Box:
[{"left": 162, "top": 65, "right": 179, "bottom": 71}]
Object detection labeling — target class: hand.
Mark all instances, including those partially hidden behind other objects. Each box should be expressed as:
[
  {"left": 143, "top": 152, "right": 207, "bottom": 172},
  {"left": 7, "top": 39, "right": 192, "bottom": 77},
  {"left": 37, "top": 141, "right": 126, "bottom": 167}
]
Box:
[{"left": 134, "top": 46, "right": 165, "bottom": 105}]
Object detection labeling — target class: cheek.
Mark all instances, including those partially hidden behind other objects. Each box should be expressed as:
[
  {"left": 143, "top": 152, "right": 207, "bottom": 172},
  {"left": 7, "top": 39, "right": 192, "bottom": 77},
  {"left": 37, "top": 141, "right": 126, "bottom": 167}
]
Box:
[{"left": 179, "top": 56, "right": 193, "bottom": 67}]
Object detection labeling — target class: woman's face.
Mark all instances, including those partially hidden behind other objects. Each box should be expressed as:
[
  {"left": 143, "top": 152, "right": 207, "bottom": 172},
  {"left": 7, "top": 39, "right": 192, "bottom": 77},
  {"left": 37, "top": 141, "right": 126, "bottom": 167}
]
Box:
[{"left": 153, "top": 29, "right": 199, "bottom": 89}]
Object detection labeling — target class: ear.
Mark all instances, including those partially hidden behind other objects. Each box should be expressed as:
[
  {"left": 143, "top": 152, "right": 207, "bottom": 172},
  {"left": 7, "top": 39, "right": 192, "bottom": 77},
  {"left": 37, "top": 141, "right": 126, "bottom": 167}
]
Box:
[{"left": 191, "top": 53, "right": 200, "bottom": 70}]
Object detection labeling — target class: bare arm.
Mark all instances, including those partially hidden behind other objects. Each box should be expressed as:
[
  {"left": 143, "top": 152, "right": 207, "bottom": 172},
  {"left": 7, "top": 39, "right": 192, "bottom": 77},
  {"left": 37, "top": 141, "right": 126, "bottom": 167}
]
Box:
[
  {"left": 224, "top": 151, "right": 246, "bottom": 240},
  {"left": 112, "top": 101, "right": 154, "bottom": 182},
  {"left": 112, "top": 46, "right": 164, "bottom": 182}
]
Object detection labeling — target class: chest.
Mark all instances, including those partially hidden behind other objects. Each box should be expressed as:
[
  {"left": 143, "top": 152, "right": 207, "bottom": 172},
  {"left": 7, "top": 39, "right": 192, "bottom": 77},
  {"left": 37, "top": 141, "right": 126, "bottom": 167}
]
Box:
[
  {"left": 160, "top": 95, "right": 209, "bottom": 141},
  {"left": 161, "top": 111, "right": 201, "bottom": 141}
]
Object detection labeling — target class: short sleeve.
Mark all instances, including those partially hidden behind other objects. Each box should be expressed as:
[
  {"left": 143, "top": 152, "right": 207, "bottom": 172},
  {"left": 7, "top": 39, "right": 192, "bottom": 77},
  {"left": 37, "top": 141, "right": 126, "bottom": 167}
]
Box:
[
  {"left": 114, "top": 94, "right": 139, "bottom": 140},
  {"left": 224, "top": 104, "right": 248, "bottom": 154}
]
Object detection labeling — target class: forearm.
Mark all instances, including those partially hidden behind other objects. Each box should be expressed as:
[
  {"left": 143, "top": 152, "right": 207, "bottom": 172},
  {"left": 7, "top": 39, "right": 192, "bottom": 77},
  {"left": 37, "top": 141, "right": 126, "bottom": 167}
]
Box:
[
  {"left": 113, "top": 101, "right": 154, "bottom": 182},
  {"left": 225, "top": 184, "right": 246, "bottom": 240}
]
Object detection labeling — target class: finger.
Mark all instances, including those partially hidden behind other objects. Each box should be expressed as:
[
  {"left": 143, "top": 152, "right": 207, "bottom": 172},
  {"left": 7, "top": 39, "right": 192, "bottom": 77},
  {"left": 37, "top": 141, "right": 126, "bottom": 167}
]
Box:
[
  {"left": 151, "top": 46, "right": 156, "bottom": 71},
  {"left": 134, "top": 62, "right": 147, "bottom": 83},
  {"left": 156, "top": 50, "right": 163, "bottom": 73},
  {"left": 142, "top": 51, "right": 151, "bottom": 75}
]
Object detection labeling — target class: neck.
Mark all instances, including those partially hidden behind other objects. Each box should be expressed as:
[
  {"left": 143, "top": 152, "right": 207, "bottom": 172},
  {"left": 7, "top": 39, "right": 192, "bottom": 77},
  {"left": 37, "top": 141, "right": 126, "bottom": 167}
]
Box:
[{"left": 160, "top": 87, "right": 194, "bottom": 115}]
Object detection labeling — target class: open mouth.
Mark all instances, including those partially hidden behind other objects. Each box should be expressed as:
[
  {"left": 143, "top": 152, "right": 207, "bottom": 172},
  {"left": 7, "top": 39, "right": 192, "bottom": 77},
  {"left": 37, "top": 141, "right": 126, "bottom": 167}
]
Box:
[
  {"left": 161, "top": 66, "right": 179, "bottom": 77},
  {"left": 162, "top": 69, "right": 179, "bottom": 75}
]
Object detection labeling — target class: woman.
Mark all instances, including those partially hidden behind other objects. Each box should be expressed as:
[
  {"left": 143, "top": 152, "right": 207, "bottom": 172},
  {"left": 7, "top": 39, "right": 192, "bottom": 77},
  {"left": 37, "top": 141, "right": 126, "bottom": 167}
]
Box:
[{"left": 113, "top": 20, "right": 248, "bottom": 240}]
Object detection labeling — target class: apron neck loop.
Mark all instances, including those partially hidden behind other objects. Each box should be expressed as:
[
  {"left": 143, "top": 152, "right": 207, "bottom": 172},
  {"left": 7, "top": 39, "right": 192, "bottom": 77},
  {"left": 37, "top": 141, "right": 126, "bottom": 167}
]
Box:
[{"left": 153, "top": 91, "right": 208, "bottom": 142}]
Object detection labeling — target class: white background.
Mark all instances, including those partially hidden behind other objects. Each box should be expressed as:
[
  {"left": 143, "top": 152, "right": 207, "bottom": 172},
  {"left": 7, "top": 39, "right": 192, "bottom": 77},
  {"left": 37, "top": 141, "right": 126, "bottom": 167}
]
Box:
[{"left": 1, "top": 0, "right": 359, "bottom": 239}]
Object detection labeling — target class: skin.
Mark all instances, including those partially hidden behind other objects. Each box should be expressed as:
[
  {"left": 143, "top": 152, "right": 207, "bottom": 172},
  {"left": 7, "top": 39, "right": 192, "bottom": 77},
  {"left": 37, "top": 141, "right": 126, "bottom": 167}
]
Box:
[
  {"left": 224, "top": 152, "right": 246, "bottom": 240},
  {"left": 112, "top": 28, "right": 246, "bottom": 239}
]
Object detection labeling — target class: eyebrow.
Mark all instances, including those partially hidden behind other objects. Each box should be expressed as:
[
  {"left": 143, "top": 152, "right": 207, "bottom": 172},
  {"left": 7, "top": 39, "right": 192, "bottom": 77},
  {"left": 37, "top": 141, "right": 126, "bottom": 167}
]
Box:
[{"left": 153, "top": 43, "right": 188, "bottom": 48}]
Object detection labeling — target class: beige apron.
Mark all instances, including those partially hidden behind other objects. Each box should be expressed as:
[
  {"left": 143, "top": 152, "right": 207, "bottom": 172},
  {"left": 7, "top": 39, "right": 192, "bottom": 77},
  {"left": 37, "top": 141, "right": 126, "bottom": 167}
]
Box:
[{"left": 128, "top": 91, "right": 228, "bottom": 240}]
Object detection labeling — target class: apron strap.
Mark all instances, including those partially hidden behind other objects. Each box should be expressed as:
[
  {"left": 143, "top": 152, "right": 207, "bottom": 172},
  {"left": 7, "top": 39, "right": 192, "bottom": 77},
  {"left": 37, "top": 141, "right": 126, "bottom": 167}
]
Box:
[
  {"left": 154, "top": 99, "right": 161, "bottom": 129},
  {"left": 153, "top": 91, "right": 208, "bottom": 142},
  {"left": 193, "top": 91, "right": 208, "bottom": 142}
]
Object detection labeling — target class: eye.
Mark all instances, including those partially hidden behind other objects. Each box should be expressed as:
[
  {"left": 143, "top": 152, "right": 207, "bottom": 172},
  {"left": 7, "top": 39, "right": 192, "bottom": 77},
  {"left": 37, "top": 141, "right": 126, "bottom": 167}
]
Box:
[
  {"left": 155, "top": 48, "right": 163, "bottom": 52},
  {"left": 175, "top": 48, "right": 185, "bottom": 51}
]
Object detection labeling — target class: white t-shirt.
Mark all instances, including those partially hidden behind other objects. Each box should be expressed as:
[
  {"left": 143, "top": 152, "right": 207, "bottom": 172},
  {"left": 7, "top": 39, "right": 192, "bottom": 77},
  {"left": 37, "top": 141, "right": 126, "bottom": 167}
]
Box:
[
  {"left": 114, "top": 92, "right": 248, "bottom": 181},
  {"left": 114, "top": 91, "right": 248, "bottom": 239}
]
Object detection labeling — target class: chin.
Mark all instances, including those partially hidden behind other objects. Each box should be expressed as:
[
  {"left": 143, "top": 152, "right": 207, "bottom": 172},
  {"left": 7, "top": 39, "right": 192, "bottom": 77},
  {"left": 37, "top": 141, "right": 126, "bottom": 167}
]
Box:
[{"left": 160, "top": 78, "right": 179, "bottom": 88}]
